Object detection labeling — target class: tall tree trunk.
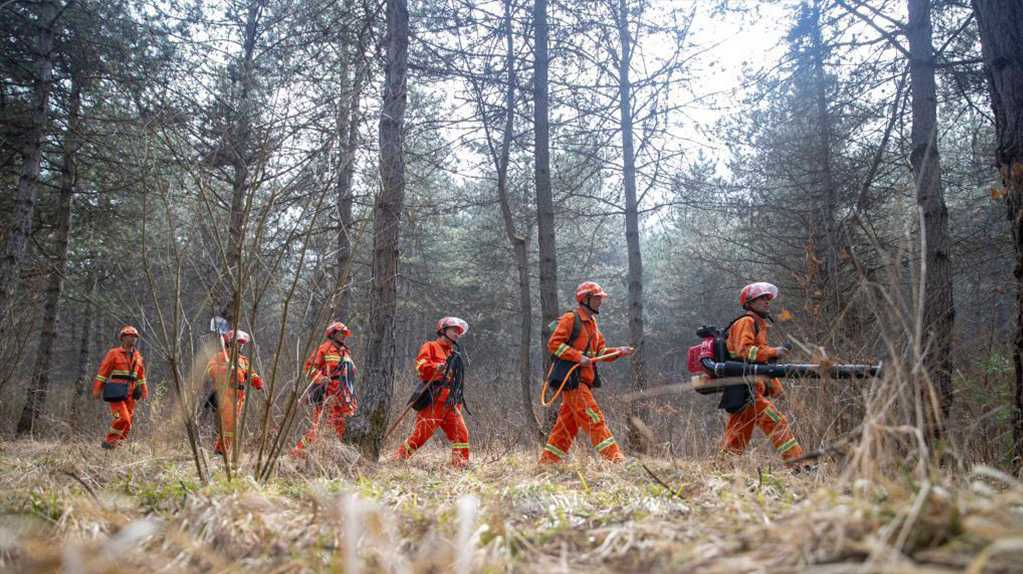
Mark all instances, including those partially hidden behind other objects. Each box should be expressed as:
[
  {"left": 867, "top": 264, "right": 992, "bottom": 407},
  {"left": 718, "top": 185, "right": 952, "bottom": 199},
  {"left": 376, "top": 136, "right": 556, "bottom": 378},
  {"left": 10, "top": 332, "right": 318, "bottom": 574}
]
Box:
[
  {"left": 335, "top": 10, "right": 366, "bottom": 320},
  {"left": 810, "top": 0, "right": 841, "bottom": 323},
  {"left": 351, "top": 0, "right": 408, "bottom": 459},
  {"left": 16, "top": 72, "right": 80, "bottom": 436},
  {"left": 533, "top": 0, "right": 559, "bottom": 357},
  {"left": 971, "top": 0, "right": 1023, "bottom": 462},
  {"left": 0, "top": 0, "right": 57, "bottom": 320},
  {"left": 615, "top": 0, "right": 648, "bottom": 452},
  {"left": 907, "top": 0, "right": 955, "bottom": 430},
  {"left": 70, "top": 272, "right": 98, "bottom": 426},
  {"left": 496, "top": 0, "right": 541, "bottom": 439},
  {"left": 221, "top": 0, "right": 264, "bottom": 325}
]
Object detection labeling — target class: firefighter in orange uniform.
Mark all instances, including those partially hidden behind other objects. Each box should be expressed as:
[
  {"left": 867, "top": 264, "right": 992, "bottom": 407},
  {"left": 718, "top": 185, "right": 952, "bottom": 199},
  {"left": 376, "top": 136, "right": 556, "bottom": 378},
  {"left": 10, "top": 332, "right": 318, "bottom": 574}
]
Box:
[
  {"left": 93, "top": 326, "right": 148, "bottom": 449},
  {"left": 292, "top": 321, "right": 358, "bottom": 456},
  {"left": 395, "top": 317, "right": 471, "bottom": 467},
  {"left": 539, "top": 282, "right": 635, "bottom": 464},
  {"left": 720, "top": 282, "right": 806, "bottom": 465},
  {"left": 206, "top": 329, "right": 263, "bottom": 455}
]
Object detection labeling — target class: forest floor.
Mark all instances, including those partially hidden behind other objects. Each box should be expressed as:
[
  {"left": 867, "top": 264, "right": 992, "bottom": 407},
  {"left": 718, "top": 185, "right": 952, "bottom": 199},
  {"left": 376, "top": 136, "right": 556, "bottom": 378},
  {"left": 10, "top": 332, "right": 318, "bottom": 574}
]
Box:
[{"left": 1, "top": 439, "right": 1021, "bottom": 573}]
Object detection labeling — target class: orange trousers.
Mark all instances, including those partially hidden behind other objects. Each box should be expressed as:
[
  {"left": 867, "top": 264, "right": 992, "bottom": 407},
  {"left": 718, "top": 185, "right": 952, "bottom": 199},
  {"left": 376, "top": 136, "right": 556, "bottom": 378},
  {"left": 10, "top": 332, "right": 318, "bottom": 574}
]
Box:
[
  {"left": 395, "top": 389, "right": 469, "bottom": 467},
  {"left": 722, "top": 382, "right": 804, "bottom": 464},
  {"left": 105, "top": 397, "right": 138, "bottom": 446},
  {"left": 539, "top": 384, "right": 623, "bottom": 463},
  {"left": 214, "top": 388, "right": 246, "bottom": 455},
  {"left": 293, "top": 393, "right": 355, "bottom": 454}
]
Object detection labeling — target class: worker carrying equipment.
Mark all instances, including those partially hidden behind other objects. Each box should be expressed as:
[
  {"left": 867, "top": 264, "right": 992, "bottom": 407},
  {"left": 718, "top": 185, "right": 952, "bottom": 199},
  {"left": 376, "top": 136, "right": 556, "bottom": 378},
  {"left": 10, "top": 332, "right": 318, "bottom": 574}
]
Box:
[
  {"left": 395, "top": 317, "right": 471, "bottom": 468},
  {"left": 206, "top": 329, "right": 263, "bottom": 456},
  {"left": 696, "top": 282, "right": 809, "bottom": 465},
  {"left": 292, "top": 321, "right": 358, "bottom": 457},
  {"left": 688, "top": 325, "right": 880, "bottom": 391},
  {"left": 539, "top": 281, "right": 634, "bottom": 464},
  {"left": 93, "top": 326, "right": 148, "bottom": 449}
]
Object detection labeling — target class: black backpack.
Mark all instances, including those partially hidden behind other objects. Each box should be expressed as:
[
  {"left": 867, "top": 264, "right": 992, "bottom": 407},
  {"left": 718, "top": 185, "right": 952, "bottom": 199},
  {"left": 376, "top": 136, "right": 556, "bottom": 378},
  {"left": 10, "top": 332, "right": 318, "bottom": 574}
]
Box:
[
  {"left": 408, "top": 347, "right": 466, "bottom": 411},
  {"left": 712, "top": 314, "right": 760, "bottom": 413}
]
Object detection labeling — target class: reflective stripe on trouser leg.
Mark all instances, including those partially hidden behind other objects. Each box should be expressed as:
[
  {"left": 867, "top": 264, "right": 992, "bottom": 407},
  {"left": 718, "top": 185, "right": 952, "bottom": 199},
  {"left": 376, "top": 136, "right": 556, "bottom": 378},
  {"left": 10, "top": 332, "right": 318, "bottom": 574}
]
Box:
[
  {"left": 543, "top": 443, "right": 568, "bottom": 460},
  {"left": 576, "top": 386, "right": 622, "bottom": 462},
  {"left": 776, "top": 438, "right": 799, "bottom": 454},
  {"left": 441, "top": 407, "right": 469, "bottom": 466},
  {"left": 539, "top": 393, "right": 580, "bottom": 463},
  {"left": 755, "top": 396, "right": 804, "bottom": 462}
]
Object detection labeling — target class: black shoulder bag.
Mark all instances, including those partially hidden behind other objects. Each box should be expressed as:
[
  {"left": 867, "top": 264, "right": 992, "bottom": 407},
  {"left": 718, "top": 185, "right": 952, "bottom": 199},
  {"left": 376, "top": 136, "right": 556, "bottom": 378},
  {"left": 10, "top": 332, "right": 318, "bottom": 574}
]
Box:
[{"left": 102, "top": 351, "right": 136, "bottom": 403}]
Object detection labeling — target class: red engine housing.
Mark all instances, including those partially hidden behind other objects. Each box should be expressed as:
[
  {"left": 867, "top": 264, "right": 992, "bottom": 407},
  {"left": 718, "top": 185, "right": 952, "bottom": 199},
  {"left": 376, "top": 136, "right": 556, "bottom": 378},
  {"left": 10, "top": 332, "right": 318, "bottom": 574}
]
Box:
[{"left": 687, "top": 338, "right": 715, "bottom": 374}]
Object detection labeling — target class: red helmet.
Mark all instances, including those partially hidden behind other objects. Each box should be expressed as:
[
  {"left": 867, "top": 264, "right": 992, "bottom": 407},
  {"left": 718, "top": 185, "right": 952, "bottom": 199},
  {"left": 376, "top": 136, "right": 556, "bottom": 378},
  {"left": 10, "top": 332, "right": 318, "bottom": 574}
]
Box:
[
  {"left": 739, "top": 282, "right": 779, "bottom": 307},
  {"left": 224, "top": 329, "right": 251, "bottom": 345},
  {"left": 436, "top": 317, "right": 469, "bottom": 336},
  {"left": 325, "top": 321, "right": 351, "bottom": 339},
  {"left": 575, "top": 281, "right": 608, "bottom": 303},
  {"left": 119, "top": 325, "right": 139, "bottom": 339}
]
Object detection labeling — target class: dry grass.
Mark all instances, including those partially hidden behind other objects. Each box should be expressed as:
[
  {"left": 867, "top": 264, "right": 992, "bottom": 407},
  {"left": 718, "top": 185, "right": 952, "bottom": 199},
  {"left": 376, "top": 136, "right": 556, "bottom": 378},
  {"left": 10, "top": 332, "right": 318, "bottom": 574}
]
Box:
[{"left": 1, "top": 439, "right": 1021, "bottom": 573}]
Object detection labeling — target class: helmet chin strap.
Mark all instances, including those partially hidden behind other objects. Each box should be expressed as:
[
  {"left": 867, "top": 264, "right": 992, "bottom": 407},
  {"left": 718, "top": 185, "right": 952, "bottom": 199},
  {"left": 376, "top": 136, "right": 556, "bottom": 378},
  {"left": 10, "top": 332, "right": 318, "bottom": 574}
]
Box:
[{"left": 582, "top": 295, "right": 599, "bottom": 315}]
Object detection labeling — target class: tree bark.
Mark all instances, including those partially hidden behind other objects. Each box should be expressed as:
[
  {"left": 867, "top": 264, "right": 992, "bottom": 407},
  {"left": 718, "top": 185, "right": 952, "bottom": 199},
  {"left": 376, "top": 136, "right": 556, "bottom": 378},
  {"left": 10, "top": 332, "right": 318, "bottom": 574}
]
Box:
[
  {"left": 350, "top": 0, "right": 408, "bottom": 459},
  {"left": 971, "top": 0, "right": 1023, "bottom": 462},
  {"left": 533, "top": 0, "right": 559, "bottom": 358},
  {"left": 0, "top": 0, "right": 57, "bottom": 320},
  {"left": 70, "top": 272, "right": 98, "bottom": 425},
  {"left": 16, "top": 70, "right": 80, "bottom": 436},
  {"left": 810, "top": 0, "right": 841, "bottom": 321},
  {"left": 496, "top": 0, "right": 541, "bottom": 439},
  {"left": 220, "top": 0, "right": 264, "bottom": 325},
  {"left": 907, "top": 0, "right": 955, "bottom": 428},
  {"left": 615, "top": 0, "right": 649, "bottom": 452},
  {"left": 334, "top": 6, "right": 367, "bottom": 320}
]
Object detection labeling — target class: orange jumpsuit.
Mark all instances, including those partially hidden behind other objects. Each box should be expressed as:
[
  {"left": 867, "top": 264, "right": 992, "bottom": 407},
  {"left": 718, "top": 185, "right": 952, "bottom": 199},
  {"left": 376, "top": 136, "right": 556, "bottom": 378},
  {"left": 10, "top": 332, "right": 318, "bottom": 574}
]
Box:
[
  {"left": 93, "top": 346, "right": 147, "bottom": 447},
  {"left": 293, "top": 340, "right": 357, "bottom": 454},
  {"left": 206, "top": 351, "right": 263, "bottom": 455},
  {"left": 721, "top": 312, "right": 805, "bottom": 463},
  {"left": 395, "top": 339, "right": 469, "bottom": 467},
  {"left": 539, "top": 310, "right": 624, "bottom": 464}
]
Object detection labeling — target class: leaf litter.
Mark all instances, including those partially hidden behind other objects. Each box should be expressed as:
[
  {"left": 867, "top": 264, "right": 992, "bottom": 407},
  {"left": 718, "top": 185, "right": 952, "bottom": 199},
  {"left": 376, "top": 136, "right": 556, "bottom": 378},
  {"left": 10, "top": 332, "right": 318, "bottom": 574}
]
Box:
[{"left": 0, "top": 440, "right": 1021, "bottom": 572}]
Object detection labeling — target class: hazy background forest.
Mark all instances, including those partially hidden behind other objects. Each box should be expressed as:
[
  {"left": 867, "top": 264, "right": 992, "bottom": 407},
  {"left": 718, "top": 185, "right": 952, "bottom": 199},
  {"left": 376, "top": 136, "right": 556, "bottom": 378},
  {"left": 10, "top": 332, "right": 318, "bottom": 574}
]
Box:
[
  {"left": 3, "top": 0, "right": 1018, "bottom": 466},
  {"left": 4, "top": 0, "right": 1023, "bottom": 571}
]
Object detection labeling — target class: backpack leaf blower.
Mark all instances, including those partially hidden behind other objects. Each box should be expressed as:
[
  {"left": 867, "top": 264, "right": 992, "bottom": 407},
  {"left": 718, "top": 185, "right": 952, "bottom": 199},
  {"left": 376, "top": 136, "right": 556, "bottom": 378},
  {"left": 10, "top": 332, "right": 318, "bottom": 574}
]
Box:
[{"left": 686, "top": 324, "right": 881, "bottom": 395}]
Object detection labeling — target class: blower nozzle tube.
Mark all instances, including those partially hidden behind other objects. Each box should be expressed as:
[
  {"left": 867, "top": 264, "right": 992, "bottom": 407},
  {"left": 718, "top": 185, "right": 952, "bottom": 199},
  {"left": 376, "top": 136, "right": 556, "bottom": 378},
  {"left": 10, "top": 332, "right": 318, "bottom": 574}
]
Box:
[{"left": 699, "top": 358, "right": 881, "bottom": 379}]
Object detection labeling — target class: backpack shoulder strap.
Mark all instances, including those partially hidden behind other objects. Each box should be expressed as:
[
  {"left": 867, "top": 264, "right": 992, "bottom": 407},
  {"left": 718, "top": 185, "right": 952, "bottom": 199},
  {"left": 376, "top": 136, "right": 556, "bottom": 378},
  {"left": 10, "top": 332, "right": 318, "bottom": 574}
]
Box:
[{"left": 726, "top": 313, "right": 759, "bottom": 336}]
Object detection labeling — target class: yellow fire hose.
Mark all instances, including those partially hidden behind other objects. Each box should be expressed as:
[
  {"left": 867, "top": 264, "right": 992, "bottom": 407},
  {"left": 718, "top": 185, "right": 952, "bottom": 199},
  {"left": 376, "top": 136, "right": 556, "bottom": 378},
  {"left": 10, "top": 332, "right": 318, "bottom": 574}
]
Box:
[{"left": 540, "top": 350, "right": 621, "bottom": 407}]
